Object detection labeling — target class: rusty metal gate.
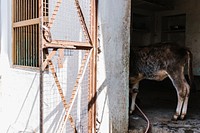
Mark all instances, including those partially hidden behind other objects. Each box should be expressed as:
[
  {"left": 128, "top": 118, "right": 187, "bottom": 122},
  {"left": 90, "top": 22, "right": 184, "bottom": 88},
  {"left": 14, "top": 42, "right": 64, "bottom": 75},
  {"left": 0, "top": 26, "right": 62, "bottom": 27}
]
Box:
[{"left": 39, "top": 0, "right": 97, "bottom": 133}]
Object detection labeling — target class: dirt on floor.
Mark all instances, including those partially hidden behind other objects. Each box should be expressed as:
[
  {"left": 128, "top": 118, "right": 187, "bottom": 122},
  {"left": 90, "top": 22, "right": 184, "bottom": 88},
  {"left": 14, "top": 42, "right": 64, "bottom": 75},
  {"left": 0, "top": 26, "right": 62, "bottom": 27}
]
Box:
[{"left": 128, "top": 79, "right": 200, "bottom": 133}]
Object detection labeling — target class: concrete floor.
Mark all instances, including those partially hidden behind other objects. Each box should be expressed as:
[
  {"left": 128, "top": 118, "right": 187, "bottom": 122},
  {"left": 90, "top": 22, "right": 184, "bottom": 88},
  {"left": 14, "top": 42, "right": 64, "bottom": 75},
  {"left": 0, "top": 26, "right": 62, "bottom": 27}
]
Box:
[{"left": 129, "top": 78, "right": 200, "bottom": 133}]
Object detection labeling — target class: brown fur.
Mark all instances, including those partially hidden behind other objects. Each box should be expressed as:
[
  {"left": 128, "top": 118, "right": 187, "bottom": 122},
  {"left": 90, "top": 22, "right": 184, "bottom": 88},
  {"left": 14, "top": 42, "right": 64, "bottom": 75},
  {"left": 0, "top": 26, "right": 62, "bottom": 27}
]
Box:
[{"left": 129, "top": 42, "right": 193, "bottom": 120}]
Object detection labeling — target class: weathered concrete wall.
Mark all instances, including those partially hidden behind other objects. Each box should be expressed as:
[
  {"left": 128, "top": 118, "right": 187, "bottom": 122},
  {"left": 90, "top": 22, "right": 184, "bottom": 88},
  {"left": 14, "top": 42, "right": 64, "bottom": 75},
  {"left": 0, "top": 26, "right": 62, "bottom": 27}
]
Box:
[
  {"left": 173, "top": 0, "right": 200, "bottom": 76},
  {"left": 96, "top": 0, "right": 131, "bottom": 132}
]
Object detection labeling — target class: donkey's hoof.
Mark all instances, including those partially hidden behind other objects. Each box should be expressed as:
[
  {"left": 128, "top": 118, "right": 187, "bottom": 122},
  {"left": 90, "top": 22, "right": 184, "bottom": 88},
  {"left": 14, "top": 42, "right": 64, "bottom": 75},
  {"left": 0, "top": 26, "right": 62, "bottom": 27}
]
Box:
[
  {"left": 130, "top": 110, "right": 133, "bottom": 114},
  {"left": 180, "top": 114, "right": 186, "bottom": 120},
  {"left": 171, "top": 114, "right": 178, "bottom": 121}
]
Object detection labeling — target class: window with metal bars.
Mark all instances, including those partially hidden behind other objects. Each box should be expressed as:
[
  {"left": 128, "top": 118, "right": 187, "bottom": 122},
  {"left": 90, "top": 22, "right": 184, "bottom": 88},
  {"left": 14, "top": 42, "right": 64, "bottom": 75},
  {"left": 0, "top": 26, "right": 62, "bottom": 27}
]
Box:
[{"left": 13, "top": 0, "right": 39, "bottom": 67}]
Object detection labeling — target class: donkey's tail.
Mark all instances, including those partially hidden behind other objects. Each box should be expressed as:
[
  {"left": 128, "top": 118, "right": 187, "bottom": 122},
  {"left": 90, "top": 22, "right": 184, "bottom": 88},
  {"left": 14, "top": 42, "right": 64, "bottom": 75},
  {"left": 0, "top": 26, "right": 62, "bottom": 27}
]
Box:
[{"left": 187, "top": 49, "right": 194, "bottom": 88}]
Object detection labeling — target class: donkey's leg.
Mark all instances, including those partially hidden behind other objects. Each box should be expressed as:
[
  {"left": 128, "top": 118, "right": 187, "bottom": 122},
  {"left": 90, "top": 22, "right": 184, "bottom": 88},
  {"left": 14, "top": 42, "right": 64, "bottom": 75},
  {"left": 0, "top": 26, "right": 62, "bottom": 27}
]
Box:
[
  {"left": 168, "top": 72, "right": 187, "bottom": 120},
  {"left": 130, "top": 82, "right": 139, "bottom": 114},
  {"left": 180, "top": 78, "right": 190, "bottom": 120}
]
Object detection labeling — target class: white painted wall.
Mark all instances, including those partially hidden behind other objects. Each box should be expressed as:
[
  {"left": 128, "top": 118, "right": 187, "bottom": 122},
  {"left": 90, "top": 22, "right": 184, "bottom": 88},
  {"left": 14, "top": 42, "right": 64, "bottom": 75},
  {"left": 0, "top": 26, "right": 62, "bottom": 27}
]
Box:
[
  {"left": 0, "top": 0, "right": 40, "bottom": 132},
  {"left": 97, "top": 0, "right": 131, "bottom": 132},
  {"left": 0, "top": 0, "right": 131, "bottom": 132}
]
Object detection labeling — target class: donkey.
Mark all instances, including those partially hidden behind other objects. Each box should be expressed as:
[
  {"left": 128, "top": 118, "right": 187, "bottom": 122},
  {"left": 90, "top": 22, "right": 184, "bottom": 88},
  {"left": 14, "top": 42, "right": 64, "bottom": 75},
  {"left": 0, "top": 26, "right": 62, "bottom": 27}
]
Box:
[{"left": 129, "top": 42, "right": 193, "bottom": 120}]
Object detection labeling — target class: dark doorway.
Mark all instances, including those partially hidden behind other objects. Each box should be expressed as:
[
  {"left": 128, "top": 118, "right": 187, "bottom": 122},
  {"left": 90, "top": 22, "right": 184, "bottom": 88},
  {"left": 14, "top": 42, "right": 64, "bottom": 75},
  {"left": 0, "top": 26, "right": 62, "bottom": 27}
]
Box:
[{"left": 129, "top": 0, "right": 200, "bottom": 132}]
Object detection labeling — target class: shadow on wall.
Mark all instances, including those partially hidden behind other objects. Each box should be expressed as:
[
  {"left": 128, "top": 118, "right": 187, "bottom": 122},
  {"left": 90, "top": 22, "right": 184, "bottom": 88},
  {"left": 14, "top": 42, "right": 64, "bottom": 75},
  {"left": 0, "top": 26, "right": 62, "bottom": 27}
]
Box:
[
  {"left": 6, "top": 73, "right": 39, "bottom": 133},
  {"left": 90, "top": 3, "right": 130, "bottom": 131},
  {"left": 89, "top": 79, "right": 108, "bottom": 132}
]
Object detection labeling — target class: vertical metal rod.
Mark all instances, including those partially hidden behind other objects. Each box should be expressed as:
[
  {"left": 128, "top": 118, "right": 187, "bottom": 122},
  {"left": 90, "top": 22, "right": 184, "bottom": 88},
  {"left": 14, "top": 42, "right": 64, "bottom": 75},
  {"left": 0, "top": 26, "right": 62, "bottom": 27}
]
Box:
[
  {"left": 24, "top": 26, "right": 29, "bottom": 66},
  {"left": 21, "top": 26, "right": 22, "bottom": 65},
  {"left": 28, "top": 0, "right": 30, "bottom": 19},
  {"left": 89, "top": 0, "right": 97, "bottom": 132},
  {"left": 25, "top": 1, "right": 27, "bottom": 65},
  {"left": 19, "top": 0, "right": 20, "bottom": 20},
  {"left": 36, "top": 24, "right": 38, "bottom": 67},
  {"left": 22, "top": 0, "right": 24, "bottom": 20},
  {"left": 33, "top": 25, "right": 35, "bottom": 67},
  {"left": 13, "top": 0, "right": 15, "bottom": 22},
  {"left": 26, "top": 0, "right": 27, "bottom": 20},
  {"left": 19, "top": 27, "right": 23, "bottom": 65},
  {"left": 33, "top": 0, "right": 35, "bottom": 18},
  {"left": 19, "top": 27, "right": 20, "bottom": 65},
  {"left": 15, "top": 0, "right": 17, "bottom": 22},
  {"left": 28, "top": 25, "right": 33, "bottom": 64},
  {"left": 19, "top": 27, "right": 22, "bottom": 65},
  {"left": 31, "top": 25, "right": 33, "bottom": 66},
  {"left": 32, "top": 25, "right": 35, "bottom": 67},
  {"left": 21, "top": 0, "right": 22, "bottom": 20},
  {"left": 27, "top": 27, "right": 28, "bottom": 66},
  {"left": 36, "top": 0, "right": 38, "bottom": 18},
  {"left": 14, "top": 28, "right": 16, "bottom": 65},
  {"left": 30, "top": 25, "right": 35, "bottom": 65},
  {"left": 39, "top": 0, "right": 44, "bottom": 132},
  {"left": 21, "top": 0, "right": 23, "bottom": 20},
  {"left": 23, "top": 26, "right": 25, "bottom": 65},
  {"left": 18, "top": 0, "right": 21, "bottom": 64},
  {"left": 34, "top": 25, "right": 36, "bottom": 67},
  {"left": 13, "top": 28, "right": 16, "bottom": 64},
  {"left": 30, "top": 25, "right": 32, "bottom": 66},
  {"left": 16, "top": 27, "right": 17, "bottom": 64},
  {"left": 26, "top": 0, "right": 28, "bottom": 65},
  {"left": 27, "top": 26, "right": 29, "bottom": 66},
  {"left": 31, "top": 0, "right": 32, "bottom": 19}
]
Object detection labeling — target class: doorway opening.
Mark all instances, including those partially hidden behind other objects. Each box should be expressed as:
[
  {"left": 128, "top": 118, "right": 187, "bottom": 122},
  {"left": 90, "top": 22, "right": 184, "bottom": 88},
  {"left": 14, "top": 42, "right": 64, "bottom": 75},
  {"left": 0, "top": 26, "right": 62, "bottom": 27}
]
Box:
[{"left": 129, "top": 0, "right": 200, "bottom": 132}]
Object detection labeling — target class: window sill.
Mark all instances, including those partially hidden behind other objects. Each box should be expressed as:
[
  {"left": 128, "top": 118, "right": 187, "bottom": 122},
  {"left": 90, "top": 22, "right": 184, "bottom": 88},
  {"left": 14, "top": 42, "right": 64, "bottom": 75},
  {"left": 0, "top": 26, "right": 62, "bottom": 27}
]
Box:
[{"left": 12, "top": 65, "right": 40, "bottom": 72}]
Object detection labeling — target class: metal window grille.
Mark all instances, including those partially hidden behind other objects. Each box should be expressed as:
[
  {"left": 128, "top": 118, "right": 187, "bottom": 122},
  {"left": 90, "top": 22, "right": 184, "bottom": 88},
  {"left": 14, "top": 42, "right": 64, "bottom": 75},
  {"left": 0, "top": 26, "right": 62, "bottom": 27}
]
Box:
[
  {"left": 43, "top": 0, "right": 49, "bottom": 17},
  {"left": 13, "top": 0, "right": 39, "bottom": 67}
]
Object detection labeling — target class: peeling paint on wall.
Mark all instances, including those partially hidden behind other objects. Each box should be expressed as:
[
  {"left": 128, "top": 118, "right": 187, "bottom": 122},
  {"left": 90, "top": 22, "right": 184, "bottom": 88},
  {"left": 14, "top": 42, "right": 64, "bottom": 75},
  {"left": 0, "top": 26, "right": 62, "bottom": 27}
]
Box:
[{"left": 97, "top": 0, "right": 131, "bottom": 132}]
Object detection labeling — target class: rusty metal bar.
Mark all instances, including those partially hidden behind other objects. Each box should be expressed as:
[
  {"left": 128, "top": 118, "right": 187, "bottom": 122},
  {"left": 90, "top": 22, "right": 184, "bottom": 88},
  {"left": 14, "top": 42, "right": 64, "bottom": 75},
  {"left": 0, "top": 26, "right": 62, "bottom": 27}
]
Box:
[
  {"left": 36, "top": 24, "right": 39, "bottom": 67},
  {"left": 59, "top": 49, "right": 93, "bottom": 132},
  {"left": 22, "top": 0, "right": 24, "bottom": 20},
  {"left": 43, "top": 40, "right": 92, "bottom": 49},
  {"left": 33, "top": 25, "right": 35, "bottom": 67},
  {"left": 88, "top": 0, "right": 97, "bottom": 132},
  {"left": 23, "top": 27, "right": 26, "bottom": 65},
  {"left": 13, "top": 18, "right": 40, "bottom": 28},
  {"left": 16, "top": 27, "right": 18, "bottom": 64},
  {"left": 42, "top": 48, "right": 57, "bottom": 70},
  {"left": 19, "top": 0, "right": 20, "bottom": 20},
  {"left": 19, "top": 27, "right": 22, "bottom": 65},
  {"left": 32, "top": 25, "right": 35, "bottom": 66},
  {"left": 48, "top": 0, "right": 62, "bottom": 29},
  {"left": 33, "top": 0, "right": 35, "bottom": 18},
  {"left": 48, "top": 60, "right": 68, "bottom": 111},
  {"left": 28, "top": 0, "right": 31, "bottom": 19},
  {"left": 25, "top": 26, "right": 27, "bottom": 66},
  {"left": 14, "top": 0, "right": 17, "bottom": 22},
  {"left": 74, "top": 0, "right": 92, "bottom": 45},
  {"left": 48, "top": 59, "right": 77, "bottom": 132},
  {"left": 25, "top": 0, "right": 27, "bottom": 20}
]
